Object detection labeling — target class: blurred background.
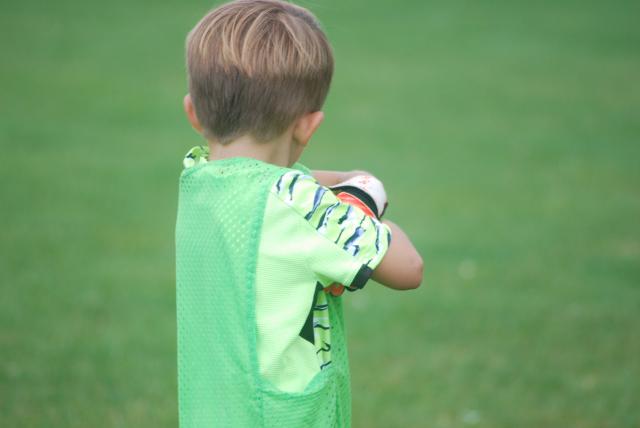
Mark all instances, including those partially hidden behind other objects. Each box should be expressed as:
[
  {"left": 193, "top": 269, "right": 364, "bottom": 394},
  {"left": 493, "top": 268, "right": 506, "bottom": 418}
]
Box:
[{"left": 1, "top": 0, "right": 639, "bottom": 426}]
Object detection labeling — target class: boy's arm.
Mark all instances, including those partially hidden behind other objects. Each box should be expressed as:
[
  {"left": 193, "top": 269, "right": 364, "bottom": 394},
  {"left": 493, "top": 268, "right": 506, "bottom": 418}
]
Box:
[
  {"left": 309, "top": 170, "right": 422, "bottom": 289},
  {"left": 311, "top": 170, "right": 370, "bottom": 187},
  {"left": 372, "top": 220, "right": 423, "bottom": 290},
  {"left": 312, "top": 170, "right": 423, "bottom": 290}
]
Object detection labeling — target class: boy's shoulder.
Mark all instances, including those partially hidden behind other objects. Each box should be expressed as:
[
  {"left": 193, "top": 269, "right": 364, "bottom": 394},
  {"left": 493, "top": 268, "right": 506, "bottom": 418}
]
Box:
[
  {"left": 180, "top": 146, "right": 384, "bottom": 239},
  {"left": 180, "top": 145, "right": 391, "bottom": 290},
  {"left": 267, "top": 166, "right": 390, "bottom": 265},
  {"left": 182, "top": 145, "right": 308, "bottom": 175},
  {"left": 179, "top": 146, "right": 311, "bottom": 194},
  {"left": 181, "top": 145, "right": 312, "bottom": 185},
  {"left": 269, "top": 168, "right": 332, "bottom": 222}
]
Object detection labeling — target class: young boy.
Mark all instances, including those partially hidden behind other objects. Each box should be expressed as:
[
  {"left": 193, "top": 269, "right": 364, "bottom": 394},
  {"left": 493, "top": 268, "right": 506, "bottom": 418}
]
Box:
[{"left": 175, "top": 1, "right": 423, "bottom": 427}]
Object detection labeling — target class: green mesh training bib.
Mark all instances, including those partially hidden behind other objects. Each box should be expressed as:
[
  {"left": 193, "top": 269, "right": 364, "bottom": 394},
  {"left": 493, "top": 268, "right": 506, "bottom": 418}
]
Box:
[{"left": 175, "top": 156, "right": 356, "bottom": 427}]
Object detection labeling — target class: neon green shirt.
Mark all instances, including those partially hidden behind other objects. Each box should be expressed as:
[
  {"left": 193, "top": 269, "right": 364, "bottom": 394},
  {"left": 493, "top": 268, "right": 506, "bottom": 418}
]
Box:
[{"left": 176, "top": 146, "right": 391, "bottom": 427}]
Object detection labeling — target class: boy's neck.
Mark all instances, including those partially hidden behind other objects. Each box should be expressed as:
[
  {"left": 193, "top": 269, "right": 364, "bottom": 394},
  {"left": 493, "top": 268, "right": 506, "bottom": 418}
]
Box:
[{"left": 207, "top": 132, "right": 302, "bottom": 168}]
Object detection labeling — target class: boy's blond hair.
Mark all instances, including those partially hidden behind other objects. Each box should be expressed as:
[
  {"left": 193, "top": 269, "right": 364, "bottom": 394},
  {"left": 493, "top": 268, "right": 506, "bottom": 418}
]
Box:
[{"left": 186, "top": 0, "right": 334, "bottom": 144}]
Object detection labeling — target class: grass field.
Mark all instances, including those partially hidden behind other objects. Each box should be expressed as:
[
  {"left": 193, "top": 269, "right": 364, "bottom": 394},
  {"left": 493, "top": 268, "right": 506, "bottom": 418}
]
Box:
[{"left": 1, "top": 0, "right": 639, "bottom": 426}]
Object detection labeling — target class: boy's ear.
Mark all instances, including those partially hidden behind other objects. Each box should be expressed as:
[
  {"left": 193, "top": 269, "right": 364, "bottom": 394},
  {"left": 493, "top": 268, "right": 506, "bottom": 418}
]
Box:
[
  {"left": 184, "top": 94, "right": 203, "bottom": 133},
  {"left": 293, "top": 111, "right": 324, "bottom": 147}
]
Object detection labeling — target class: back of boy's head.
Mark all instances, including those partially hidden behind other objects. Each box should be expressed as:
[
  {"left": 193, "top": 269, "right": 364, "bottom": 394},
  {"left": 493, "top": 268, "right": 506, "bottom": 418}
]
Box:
[{"left": 186, "top": 0, "right": 334, "bottom": 144}]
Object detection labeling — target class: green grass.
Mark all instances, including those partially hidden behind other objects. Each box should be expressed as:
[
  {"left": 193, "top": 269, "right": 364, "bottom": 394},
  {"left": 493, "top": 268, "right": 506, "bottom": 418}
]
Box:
[{"left": 1, "top": 0, "right": 639, "bottom": 426}]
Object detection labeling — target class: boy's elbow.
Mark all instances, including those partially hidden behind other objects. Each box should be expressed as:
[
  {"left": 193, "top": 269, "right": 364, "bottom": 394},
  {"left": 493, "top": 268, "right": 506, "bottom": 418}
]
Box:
[
  {"left": 396, "top": 255, "right": 423, "bottom": 290},
  {"left": 407, "top": 255, "right": 424, "bottom": 289},
  {"left": 374, "top": 251, "right": 424, "bottom": 290}
]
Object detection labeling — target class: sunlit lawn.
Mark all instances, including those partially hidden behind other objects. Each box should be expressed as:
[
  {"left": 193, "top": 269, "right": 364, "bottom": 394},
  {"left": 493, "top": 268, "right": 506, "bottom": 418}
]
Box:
[{"left": 1, "top": 0, "right": 638, "bottom": 426}]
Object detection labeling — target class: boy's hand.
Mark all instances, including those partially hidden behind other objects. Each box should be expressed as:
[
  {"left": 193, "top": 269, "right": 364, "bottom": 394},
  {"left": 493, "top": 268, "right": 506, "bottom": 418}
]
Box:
[
  {"left": 329, "top": 175, "right": 388, "bottom": 219},
  {"left": 312, "top": 170, "right": 388, "bottom": 218}
]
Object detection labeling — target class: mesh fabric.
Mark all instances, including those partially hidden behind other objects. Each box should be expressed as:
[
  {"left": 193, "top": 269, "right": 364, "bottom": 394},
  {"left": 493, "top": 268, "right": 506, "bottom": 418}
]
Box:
[{"left": 176, "top": 157, "right": 351, "bottom": 427}]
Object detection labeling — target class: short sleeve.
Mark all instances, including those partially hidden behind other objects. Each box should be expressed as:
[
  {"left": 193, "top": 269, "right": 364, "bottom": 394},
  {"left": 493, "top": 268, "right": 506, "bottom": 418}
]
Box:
[{"left": 270, "top": 171, "right": 392, "bottom": 290}]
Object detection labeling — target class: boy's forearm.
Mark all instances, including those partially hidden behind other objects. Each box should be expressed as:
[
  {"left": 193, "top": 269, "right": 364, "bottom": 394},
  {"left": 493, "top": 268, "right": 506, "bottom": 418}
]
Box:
[{"left": 311, "top": 170, "right": 370, "bottom": 187}]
